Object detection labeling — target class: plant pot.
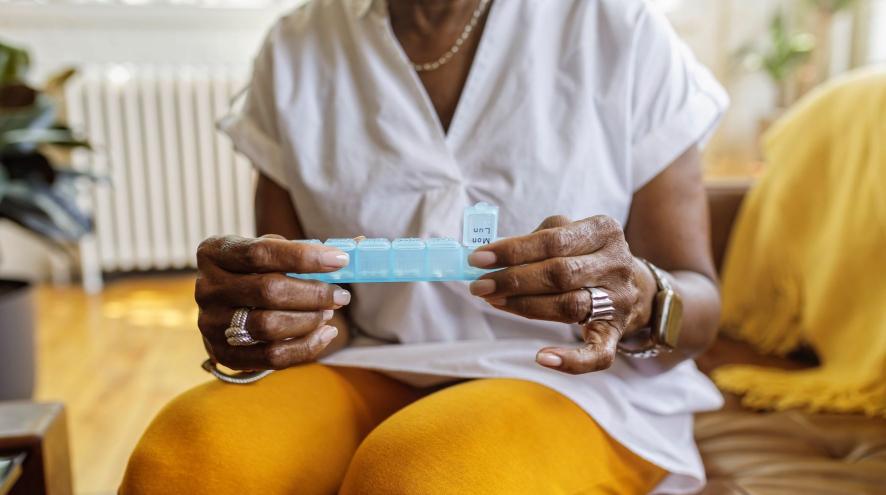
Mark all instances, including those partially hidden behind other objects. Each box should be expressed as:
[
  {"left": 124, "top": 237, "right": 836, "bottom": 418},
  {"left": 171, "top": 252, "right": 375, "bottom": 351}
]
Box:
[{"left": 0, "top": 279, "right": 35, "bottom": 400}]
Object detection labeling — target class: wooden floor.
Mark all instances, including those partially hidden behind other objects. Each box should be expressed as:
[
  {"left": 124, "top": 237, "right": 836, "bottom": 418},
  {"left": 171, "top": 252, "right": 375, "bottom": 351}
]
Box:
[{"left": 34, "top": 273, "right": 208, "bottom": 495}]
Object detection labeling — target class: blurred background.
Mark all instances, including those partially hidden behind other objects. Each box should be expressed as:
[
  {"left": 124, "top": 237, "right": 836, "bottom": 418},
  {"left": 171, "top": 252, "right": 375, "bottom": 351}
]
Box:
[{"left": 0, "top": 0, "right": 883, "bottom": 493}]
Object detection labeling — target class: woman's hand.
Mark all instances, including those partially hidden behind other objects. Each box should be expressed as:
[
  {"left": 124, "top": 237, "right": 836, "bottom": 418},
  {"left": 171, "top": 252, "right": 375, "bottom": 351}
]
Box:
[
  {"left": 467, "top": 215, "right": 657, "bottom": 374},
  {"left": 195, "top": 234, "right": 351, "bottom": 371}
]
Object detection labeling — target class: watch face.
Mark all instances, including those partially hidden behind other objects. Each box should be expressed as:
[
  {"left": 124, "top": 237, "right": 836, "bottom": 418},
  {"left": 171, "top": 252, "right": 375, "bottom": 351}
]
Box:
[{"left": 656, "top": 289, "right": 683, "bottom": 349}]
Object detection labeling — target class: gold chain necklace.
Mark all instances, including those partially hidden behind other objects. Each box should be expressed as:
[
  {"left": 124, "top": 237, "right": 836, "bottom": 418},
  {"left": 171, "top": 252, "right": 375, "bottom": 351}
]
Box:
[{"left": 410, "top": 0, "right": 491, "bottom": 73}]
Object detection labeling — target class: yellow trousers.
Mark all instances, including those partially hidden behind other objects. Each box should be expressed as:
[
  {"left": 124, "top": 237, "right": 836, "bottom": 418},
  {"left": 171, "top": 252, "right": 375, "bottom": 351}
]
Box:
[{"left": 121, "top": 365, "right": 666, "bottom": 494}]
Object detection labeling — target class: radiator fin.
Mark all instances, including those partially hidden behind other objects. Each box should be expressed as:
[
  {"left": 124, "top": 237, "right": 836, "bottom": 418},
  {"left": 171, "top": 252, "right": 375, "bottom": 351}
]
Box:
[{"left": 66, "top": 64, "right": 255, "bottom": 274}]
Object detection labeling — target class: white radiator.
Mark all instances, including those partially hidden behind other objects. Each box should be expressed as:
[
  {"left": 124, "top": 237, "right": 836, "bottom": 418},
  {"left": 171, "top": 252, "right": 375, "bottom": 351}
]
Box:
[{"left": 65, "top": 64, "right": 256, "bottom": 288}]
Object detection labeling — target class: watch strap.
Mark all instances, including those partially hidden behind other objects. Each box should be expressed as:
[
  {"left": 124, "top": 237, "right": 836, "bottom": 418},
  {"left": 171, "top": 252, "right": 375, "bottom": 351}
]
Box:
[
  {"left": 616, "top": 258, "right": 677, "bottom": 359},
  {"left": 639, "top": 257, "right": 672, "bottom": 292}
]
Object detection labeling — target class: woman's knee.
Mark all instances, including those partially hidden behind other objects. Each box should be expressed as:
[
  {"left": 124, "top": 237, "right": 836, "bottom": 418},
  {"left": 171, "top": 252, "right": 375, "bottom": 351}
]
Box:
[
  {"left": 121, "top": 368, "right": 334, "bottom": 494},
  {"left": 120, "top": 382, "right": 235, "bottom": 494},
  {"left": 339, "top": 418, "right": 443, "bottom": 495},
  {"left": 339, "top": 380, "right": 533, "bottom": 494},
  {"left": 339, "top": 378, "right": 651, "bottom": 495},
  {"left": 122, "top": 364, "right": 406, "bottom": 495}
]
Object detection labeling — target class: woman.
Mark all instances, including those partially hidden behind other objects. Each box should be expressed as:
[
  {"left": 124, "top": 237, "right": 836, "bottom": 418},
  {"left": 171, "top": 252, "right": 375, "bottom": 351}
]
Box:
[{"left": 122, "top": 0, "right": 727, "bottom": 493}]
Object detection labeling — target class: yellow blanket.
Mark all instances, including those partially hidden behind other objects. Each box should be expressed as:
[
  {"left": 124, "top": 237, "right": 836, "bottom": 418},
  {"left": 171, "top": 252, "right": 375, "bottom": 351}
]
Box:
[{"left": 713, "top": 69, "right": 886, "bottom": 417}]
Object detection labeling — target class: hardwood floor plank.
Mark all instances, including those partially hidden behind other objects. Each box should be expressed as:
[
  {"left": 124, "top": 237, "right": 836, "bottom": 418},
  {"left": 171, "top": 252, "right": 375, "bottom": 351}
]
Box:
[{"left": 34, "top": 274, "right": 208, "bottom": 494}]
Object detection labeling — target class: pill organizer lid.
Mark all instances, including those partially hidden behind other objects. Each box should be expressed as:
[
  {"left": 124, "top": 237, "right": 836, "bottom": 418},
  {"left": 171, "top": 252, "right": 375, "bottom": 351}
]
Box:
[
  {"left": 392, "top": 238, "right": 426, "bottom": 250},
  {"left": 466, "top": 202, "right": 498, "bottom": 213},
  {"left": 463, "top": 202, "right": 499, "bottom": 247},
  {"left": 426, "top": 237, "right": 461, "bottom": 249},
  {"left": 324, "top": 238, "right": 357, "bottom": 249},
  {"left": 357, "top": 238, "right": 391, "bottom": 250}
]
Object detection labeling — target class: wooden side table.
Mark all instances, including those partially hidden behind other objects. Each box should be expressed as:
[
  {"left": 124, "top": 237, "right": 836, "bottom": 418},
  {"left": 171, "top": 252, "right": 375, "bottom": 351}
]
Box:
[{"left": 0, "top": 402, "right": 72, "bottom": 495}]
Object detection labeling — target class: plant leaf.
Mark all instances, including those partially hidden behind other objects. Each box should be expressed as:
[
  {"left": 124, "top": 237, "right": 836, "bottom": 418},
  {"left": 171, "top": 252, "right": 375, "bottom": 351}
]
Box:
[
  {"left": 0, "top": 127, "right": 91, "bottom": 151},
  {"left": 44, "top": 67, "right": 77, "bottom": 95},
  {"left": 0, "top": 40, "right": 30, "bottom": 86},
  {"left": 0, "top": 192, "right": 78, "bottom": 243},
  {"left": 54, "top": 168, "right": 109, "bottom": 184},
  {"left": 0, "top": 165, "right": 7, "bottom": 204},
  {"left": 38, "top": 181, "right": 93, "bottom": 234},
  {"left": 0, "top": 182, "right": 91, "bottom": 242},
  {"left": 0, "top": 150, "right": 56, "bottom": 183},
  {"left": 806, "top": 0, "right": 858, "bottom": 13},
  {"left": 0, "top": 94, "right": 56, "bottom": 135},
  {"left": 0, "top": 83, "right": 37, "bottom": 108}
]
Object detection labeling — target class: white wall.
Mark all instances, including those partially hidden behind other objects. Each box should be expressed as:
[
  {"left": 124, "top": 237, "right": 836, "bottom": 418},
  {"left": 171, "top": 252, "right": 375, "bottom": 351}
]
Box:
[{"left": 0, "top": 3, "right": 288, "bottom": 80}]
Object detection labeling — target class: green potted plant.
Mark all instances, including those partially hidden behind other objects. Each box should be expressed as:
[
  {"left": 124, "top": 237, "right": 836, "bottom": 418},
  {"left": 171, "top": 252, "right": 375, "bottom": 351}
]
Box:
[
  {"left": 738, "top": 10, "right": 816, "bottom": 110},
  {"left": 0, "top": 40, "right": 98, "bottom": 400}
]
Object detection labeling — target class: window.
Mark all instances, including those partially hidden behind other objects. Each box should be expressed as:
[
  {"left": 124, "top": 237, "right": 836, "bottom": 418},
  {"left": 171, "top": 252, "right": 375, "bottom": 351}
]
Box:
[{"left": 867, "top": 0, "right": 886, "bottom": 63}]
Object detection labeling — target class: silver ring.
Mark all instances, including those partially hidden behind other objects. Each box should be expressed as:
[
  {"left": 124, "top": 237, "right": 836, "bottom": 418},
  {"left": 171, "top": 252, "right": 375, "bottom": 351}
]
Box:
[
  {"left": 226, "top": 307, "right": 257, "bottom": 346},
  {"left": 579, "top": 287, "right": 615, "bottom": 325},
  {"left": 224, "top": 326, "right": 251, "bottom": 339}
]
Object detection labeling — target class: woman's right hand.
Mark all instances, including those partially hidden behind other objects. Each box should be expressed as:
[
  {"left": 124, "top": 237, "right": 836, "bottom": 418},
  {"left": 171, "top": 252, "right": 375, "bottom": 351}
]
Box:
[{"left": 195, "top": 234, "right": 352, "bottom": 371}]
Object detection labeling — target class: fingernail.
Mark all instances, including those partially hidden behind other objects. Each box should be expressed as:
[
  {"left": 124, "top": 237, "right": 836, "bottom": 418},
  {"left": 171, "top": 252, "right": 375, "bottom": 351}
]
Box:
[
  {"left": 322, "top": 310, "right": 334, "bottom": 321},
  {"left": 333, "top": 288, "right": 351, "bottom": 306},
  {"left": 486, "top": 297, "right": 506, "bottom": 307},
  {"left": 321, "top": 250, "right": 349, "bottom": 269},
  {"left": 469, "top": 279, "right": 496, "bottom": 296},
  {"left": 536, "top": 352, "right": 563, "bottom": 367},
  {"left": 468, "top": 251, "right": 496, "bottom": 268},
  {"left": 318, "top": 325, "right": 338, "bottom": 345}
]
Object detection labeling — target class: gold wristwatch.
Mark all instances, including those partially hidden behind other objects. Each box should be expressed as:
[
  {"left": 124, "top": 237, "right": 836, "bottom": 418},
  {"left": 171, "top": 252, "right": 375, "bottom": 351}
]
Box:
[{"left": 616, "top": 258, "right": 683, "bottom": 358}]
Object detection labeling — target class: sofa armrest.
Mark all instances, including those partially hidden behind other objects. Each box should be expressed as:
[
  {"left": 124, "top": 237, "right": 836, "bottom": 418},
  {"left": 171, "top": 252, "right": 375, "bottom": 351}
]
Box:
[{"left": 706, "top": 180, "right": 751, "bottom": 273}]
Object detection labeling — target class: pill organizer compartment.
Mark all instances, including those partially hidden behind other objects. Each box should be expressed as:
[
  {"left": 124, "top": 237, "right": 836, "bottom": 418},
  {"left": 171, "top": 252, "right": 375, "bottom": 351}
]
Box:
[
  {"left": 392, "top": 238, "right": 427, "bottom": 277},
  {"left": 324, "top": 238, "right": 357, "bottom": 280},
  {"left": 426, "top": 238, "right": 463, "bottom": 278},
  {"left": 356, "top": 238, "right": 391, "bottom": 278}
]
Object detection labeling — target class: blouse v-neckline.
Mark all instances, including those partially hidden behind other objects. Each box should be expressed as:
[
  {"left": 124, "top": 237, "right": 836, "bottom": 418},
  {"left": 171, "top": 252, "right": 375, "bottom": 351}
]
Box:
[{"left": 376, "top": 0, "right": 500, "bottom": 152}]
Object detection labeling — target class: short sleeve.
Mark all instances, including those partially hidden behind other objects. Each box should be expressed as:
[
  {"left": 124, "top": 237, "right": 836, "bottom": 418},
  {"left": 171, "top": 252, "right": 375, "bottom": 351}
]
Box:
[
  {"left": 628, "top": 5, "right": 729, "bottom": 191},
  {"left": 218, "top": 31, "right": 289, "bottom": 187}
]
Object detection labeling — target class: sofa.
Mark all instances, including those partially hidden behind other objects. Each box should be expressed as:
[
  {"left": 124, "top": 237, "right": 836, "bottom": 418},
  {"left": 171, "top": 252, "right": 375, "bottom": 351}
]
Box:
[{"left": 694, "top": 181, "right": 886, "bottom": 495}]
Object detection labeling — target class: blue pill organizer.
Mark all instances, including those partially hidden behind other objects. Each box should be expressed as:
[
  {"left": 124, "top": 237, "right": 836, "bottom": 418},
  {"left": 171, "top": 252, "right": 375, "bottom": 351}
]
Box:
[{"left": 289, "top": 202, "right": 500, "bottom": 283}]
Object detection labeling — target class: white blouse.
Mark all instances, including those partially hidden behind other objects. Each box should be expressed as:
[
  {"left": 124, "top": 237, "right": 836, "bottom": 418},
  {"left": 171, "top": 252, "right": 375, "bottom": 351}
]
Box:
[{"left": 221, "top": 0, "right": 729, "bottom": 492}]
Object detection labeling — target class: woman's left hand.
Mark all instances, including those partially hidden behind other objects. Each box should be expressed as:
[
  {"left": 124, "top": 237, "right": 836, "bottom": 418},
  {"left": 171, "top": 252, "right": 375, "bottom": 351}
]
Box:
[{"left": 467, "top": 215, "right": 655, "bottom": 374}]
